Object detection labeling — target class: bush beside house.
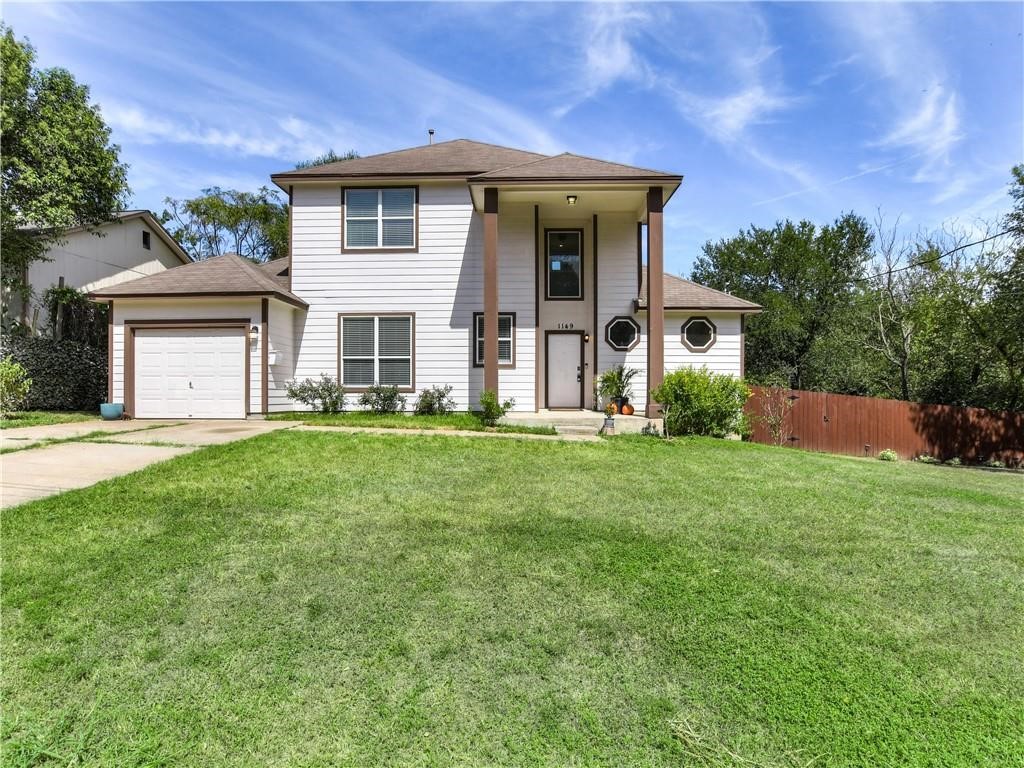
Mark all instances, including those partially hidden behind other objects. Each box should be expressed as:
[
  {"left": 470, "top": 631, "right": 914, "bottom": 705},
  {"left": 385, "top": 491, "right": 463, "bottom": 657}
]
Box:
[
  {"left": 653, "top": 367, "right": 750, "bottom": 438},
  {"left": 0, "top": 337, "right": 105, "bottom": 411}
]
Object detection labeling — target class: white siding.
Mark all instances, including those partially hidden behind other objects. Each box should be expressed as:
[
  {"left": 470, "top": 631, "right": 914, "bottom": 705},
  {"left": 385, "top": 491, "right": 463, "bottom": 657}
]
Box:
[
  {"left": 290, "top": 182, "right": 536, "bottom": 411},
  {"left": 267, "top": 302, "right": 299, "bottom": 412},
  {"left": 664, "top": 312, "right": 743, "bottom": 378},
  {"left": 25, "top": 218, "right": 184, "bottom": 332},
  {"left": 111, "top": 298, "right": 262, "bottom": 415},
  {"left": 596, "top": 213, "right": 647, "bottom": 412}
]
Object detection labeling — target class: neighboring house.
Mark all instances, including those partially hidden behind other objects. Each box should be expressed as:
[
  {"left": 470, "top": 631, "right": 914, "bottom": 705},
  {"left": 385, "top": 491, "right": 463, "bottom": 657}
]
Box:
[
  {"left": 90, "top": 139, "right": 760, "bottom": 419},
  {"left": 16, "top": 210, "right": 191, "bottom": 333}
]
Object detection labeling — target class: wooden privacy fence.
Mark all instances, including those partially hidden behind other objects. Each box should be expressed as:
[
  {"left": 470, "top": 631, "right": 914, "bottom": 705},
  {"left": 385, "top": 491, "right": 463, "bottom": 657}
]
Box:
[{"left": 745, "top": 387, "right": 1024, "bottom": 466}]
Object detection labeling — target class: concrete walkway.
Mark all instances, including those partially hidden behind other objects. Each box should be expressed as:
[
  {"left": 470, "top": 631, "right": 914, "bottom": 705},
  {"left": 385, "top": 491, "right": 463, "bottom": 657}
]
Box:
[{"left": 1, "top": 419, "right": 300, "bottom": 509}]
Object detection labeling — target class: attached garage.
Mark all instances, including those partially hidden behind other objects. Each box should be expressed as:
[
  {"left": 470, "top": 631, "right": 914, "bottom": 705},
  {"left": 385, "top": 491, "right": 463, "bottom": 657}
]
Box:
[
  {"left": 132, "top": 326, "right": 247, "bottom": 419},
  {"left": 90, "top": 254, "right": 307, "bottom": 419}
]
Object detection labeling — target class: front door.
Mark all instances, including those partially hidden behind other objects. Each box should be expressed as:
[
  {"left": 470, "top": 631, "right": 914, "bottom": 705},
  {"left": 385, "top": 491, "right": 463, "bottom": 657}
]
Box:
[{"left": 546, "top": 332, "right": 583, "bottom": 409}]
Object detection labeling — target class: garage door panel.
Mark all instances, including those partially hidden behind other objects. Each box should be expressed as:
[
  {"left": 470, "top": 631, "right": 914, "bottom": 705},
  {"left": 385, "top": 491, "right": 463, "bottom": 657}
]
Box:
[{"left": 134, "top": 328, "right": 246, "bottom": 419}]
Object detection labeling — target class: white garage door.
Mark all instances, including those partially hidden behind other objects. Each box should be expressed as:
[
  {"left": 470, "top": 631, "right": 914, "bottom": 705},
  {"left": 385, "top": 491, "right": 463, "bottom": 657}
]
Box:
[{"left": 134, "top": 328, "right": 247, "bottom": 419}]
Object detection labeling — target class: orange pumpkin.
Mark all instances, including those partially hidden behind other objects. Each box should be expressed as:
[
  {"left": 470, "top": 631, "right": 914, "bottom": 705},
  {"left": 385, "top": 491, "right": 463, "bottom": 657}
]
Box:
[{"left": 621, "top": 403, "right": 635, "bottom": 416}]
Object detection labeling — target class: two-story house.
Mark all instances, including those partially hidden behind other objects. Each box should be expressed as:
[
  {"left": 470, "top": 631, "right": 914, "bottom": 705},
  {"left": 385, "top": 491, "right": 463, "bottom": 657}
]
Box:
[{"left": 91, "top": 139, "right": 760, "bottom": 419}]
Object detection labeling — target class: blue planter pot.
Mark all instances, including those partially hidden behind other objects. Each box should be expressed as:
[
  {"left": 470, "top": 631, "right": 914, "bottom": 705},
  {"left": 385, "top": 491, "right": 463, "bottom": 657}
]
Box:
[{"left": 100, "top": 403, "right": 124, "bottom": 421}]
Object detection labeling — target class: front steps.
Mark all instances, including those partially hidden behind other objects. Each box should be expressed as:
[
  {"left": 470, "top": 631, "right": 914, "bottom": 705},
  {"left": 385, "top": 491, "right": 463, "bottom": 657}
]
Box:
[{"left": 501, "top": 410, "right": 663, "bottom": 437}]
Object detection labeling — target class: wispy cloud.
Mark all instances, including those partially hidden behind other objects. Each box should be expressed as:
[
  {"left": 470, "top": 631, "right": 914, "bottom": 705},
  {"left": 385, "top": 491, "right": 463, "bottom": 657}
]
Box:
[{"left": 669, "top": 84, "right": 795, "bottom": 144}]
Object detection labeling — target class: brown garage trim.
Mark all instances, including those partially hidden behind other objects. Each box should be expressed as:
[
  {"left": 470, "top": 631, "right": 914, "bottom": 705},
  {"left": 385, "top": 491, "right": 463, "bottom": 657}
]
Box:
[
  {"left": 544, "top": 330, "right": 585, "bottom": 409},
  {"left": 740, "top": 314, "right": 746, "bottom": 378},
  {"left": 336, "top": 312, "right": 417, "bottom": 393},
  {"left": 123, "top": 318, "right": 251, "bottom": 418},
  {"left": 533, "top": 204, "right": 540, "bottom": 412},
  {"left": 89, "top": 290, "right": 307, "bottom": 310},
  {"left": 261, "top": 298, "right": 269, "bottom": 414},
  {"left": 340, "top": 185, "right": 419, "bottom": 254},
  {"left": 107, "top": 301, "right": 114, "bottom": 403}
]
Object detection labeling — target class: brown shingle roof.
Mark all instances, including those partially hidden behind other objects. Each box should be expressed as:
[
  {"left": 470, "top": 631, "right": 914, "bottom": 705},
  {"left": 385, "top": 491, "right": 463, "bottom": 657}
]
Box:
[
  {"left": 271, "top": 139, "right": 682, "bottom": 185},
  {"left": 89, "top": 253, "right": 307, "bottom": 308},
  {"left": 272, "top": 139, "right": 547, "bottom": 181},
  {"left": 637, "top": 269, "right": 762, "bottom": 311},
  {"left": 470, "top": 152, "right": 680, "bottom": 182}
]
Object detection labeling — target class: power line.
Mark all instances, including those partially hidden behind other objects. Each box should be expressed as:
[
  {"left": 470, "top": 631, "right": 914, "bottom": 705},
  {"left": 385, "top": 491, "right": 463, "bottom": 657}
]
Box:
[{"left": 858, "top": 229, "right": 1013, "bottom": 283}]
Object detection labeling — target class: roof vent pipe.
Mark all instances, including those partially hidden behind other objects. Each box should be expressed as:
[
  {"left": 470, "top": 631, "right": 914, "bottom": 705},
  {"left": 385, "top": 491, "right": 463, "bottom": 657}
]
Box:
[{"left": 428, "top": 128, "right": 435, "bottom": 145}]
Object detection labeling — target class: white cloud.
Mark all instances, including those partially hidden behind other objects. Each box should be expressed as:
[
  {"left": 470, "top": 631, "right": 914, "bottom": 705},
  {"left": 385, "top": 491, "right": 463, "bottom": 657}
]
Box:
[{"left": 670, "top": 84, "right": 796, "bottom": 144}]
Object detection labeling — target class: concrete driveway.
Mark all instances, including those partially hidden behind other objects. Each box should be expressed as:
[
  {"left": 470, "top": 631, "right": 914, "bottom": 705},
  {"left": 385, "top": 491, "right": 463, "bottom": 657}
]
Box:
[{"left": 1, "top": 419, "right": 298, "bottom": 509}]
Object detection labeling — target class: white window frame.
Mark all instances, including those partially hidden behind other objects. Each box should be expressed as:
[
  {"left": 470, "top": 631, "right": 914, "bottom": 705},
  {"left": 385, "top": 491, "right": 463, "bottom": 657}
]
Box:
[
  {"left": 343, "top": 187, "right": 417, "bottom": 250},
  {"left": 338, "top": 314, "right": 414, "bottom": 390},
  {"left": 473, "top": 312, "right": 515, "bottom": 367}
]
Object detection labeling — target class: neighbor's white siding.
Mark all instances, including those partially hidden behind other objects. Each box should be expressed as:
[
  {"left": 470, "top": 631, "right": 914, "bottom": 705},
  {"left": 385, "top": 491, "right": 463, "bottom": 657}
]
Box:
[
  {"left": 26, "top": 218, "right": 184, "bottom": 332},
  {"left": 290, "top": 182, "right": 536, "bottom": 411},
  {"left": 110, "top": 298, "right": 262, "bottom": 415}
]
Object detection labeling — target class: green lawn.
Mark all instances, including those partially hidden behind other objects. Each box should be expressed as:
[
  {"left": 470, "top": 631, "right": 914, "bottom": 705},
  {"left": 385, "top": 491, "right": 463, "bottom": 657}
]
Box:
[
  {"left": 0, "top": 411, "right": 95, "bottom": 429},
  {"left": 268, "top": 410, "right": 557, "bottom": 435},
  {"left": 3, "top": 433, "right": 1021, "bottom": 767}
]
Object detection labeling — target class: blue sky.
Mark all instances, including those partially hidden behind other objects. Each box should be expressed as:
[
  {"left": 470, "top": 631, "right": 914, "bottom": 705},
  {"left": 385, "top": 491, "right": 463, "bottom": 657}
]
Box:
[{"left": 5, "top": 2, "right": 1022, "bottom": 275}]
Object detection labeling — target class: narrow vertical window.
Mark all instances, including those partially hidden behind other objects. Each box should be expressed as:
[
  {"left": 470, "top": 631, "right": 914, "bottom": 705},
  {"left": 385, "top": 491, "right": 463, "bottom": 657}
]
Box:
[
  {"left": 474, "top": 313, "right": 515, "bottom": 366},
  {"left": 142, "top": 230, "right": 151, "bottom": 250},
  {"left": 546, "top": 230, "right": 583, "bottom": 299}
]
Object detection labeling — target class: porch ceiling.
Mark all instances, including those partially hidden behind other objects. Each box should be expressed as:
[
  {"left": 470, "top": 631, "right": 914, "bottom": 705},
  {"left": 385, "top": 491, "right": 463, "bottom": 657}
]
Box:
[{"left": 469, "top": 183, "right": 678, "bottom": 219}]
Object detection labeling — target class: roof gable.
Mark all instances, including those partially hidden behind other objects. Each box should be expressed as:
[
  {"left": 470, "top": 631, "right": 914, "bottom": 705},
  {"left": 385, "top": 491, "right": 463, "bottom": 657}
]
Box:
[
  {"left": 471, "top": 152, "right": 680, "bottom": 182},
  {"left": 88, "top": 253, "right": 305, "bottom": 308}
]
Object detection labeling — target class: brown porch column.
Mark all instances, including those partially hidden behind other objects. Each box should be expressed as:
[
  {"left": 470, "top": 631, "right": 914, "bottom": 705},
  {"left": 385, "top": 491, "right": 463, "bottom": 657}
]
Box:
[
  {"left": 483, "top": 187, "right": 499, "bottom": 394},
  {"left": 646, "top": 186, "right": 665, "bottom": 417}
]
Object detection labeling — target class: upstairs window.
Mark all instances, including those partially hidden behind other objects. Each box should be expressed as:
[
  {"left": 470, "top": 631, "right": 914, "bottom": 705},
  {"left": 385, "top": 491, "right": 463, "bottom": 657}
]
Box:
[
  {"left": 546, "top": 230, "right": 583, "bottom": 300},
  {"left": 339, "top": 314, "right": 414, "bottom": 389},
  {"left": 344, "top": 188, "right": 416, "bottom": 249},
  {"left": 142, "top": 230, "right": 151, "bottom": 250},
  {"left": 473, "top": 312, "right": 515, "bottom": 367}
]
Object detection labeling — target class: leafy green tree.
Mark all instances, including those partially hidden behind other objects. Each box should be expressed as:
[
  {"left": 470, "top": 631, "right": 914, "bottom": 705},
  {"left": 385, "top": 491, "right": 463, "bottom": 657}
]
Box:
[
  {"left": 691, "top": 213, "right": 873, "bottom": 389},
  {"left": 1, "top": 25, "right": 129, "bottom": 323},
  {"left": 161, "top": 187, "right": 287, "bottom": 262},
  {"left": 294, "top": 149, "right": 360, "bottom": 170}
]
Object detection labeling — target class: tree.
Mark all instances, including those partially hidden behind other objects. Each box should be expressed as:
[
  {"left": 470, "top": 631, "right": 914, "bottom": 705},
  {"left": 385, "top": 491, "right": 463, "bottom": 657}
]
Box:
[
  {"left": 161, "top": 187, "right": 288, "bottom": 263},
  {"left": 1, "top": 25, "right": 129, "bottom": 324},
  {"left": 691, "top": 213, "right": 873, "bottom": 389},
  {"left": 294, "top": 149, "right": 360, "bottom": 170}
]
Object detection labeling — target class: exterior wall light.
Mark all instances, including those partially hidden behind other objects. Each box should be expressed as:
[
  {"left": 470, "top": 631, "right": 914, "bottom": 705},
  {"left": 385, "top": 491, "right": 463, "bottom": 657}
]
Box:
[
  {"left": 566, "top": 195, "right": 578, "bottom": 206},
  {"left": 583, "top": 333, "right": 591, "bottom": 343},
  {"left": 249, "top": 325, "right": 259, "bottom": 341}
]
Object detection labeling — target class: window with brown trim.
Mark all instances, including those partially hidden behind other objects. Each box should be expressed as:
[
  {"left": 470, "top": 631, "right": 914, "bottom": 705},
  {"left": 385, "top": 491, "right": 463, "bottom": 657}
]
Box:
[
  {"left": 546, "top": 229, "right": 583, "bottom": 300},
  {"left": 473, "top": 312, "right": 515, "bottom": 367},
  {"left": 605, "top": 316, "right": 640, "bottom": 351},
  {"left": 344, "top": 188, "right": 416, "bottom": 249},
  {"left": 340, "top": 314, "right": 413, "bottom": 388},
  {"left": 682, "top": 317, "right": 716, "bottom": 352}
]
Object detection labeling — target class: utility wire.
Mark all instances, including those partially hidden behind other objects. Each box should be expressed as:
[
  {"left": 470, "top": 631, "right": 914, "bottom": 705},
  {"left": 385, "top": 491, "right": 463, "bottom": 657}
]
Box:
[{"left": 857, "top": 229, "right": 1012, "bottom": 283}]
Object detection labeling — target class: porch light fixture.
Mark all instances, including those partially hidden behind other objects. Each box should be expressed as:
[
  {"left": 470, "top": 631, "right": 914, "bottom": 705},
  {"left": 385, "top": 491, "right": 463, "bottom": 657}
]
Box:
[
  {"left": 249, "top": 325, "right": 259, "bottom": 342},
  {"left": 566, "top": 195, "right": 578, "bottom": 206},
  {"left": 583, "top": 333, "right": 591, "bottom": 343}
]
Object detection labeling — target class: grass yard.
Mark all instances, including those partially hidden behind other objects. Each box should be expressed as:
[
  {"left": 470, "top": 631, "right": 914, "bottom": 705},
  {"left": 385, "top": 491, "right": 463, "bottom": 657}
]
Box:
[
  {"left": 268, "top": 410, "right": 557, "bottom": 435},
  {"left": 2, "top": 432, "right": 1021, "bottom": 767},
  {"left": 0, "top": 411, "right": 95, "bottom": 429}
]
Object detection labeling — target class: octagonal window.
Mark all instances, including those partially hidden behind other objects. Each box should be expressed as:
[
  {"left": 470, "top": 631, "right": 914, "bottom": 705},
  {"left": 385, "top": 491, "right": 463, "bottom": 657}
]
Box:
[
  {"left": 605, "top": 316, "right": 640, "bottom": 352},
  {"left": 682, "top": 317, "right": 716, "bottom": 352}
]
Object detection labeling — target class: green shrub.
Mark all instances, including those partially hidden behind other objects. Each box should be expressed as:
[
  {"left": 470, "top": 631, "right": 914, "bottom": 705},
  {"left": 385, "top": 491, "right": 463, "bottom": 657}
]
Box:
[
  {"left": 414, "top": 385, "right": 456, "bottom": 416},
  {"left": 0, "top": 357, "right": 32, "bottom": 415},
  {"left": 651, "top": 366, "right": 750, "bottom": 438},
  {"left": 983, "top": 458, "right": 1006, "bottom": 469},
  {"left": 477, "top": 389, "right": 513, "bottom": 427},
  {"left": 359, "top": 384, "right": 406, "bottom": 413},
  {"left": 286, "top": 375, "right": 346, "bottom": 413},
  {"left": 944, "top": 457, "right": 962, "bottom": 466},
  {"left": 0, "top": 336, "right": 105, "bottom": 410},
  {"left": 597, "top": 364, "right": 639, "bottom": 402},
  {"left": 914, "top": 454, "right": 941, "bottom": 465},
  {"left": 878, "top": 449, "right": 899, "bottom": 462}
]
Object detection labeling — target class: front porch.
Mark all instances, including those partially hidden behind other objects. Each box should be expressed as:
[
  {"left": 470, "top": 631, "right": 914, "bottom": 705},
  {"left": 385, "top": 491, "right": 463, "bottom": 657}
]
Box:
[{"left": 501, "top": 409, "right": 662, "bottom": 436}]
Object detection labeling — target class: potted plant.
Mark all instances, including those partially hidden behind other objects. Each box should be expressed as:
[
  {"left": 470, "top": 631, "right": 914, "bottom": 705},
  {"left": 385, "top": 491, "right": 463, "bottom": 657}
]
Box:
[
  {"left": 603, "top": 402, "right": 616, "bottom": 433},
  {"left": 598, "top": 364, "right": 639, "bottom": 414}
]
